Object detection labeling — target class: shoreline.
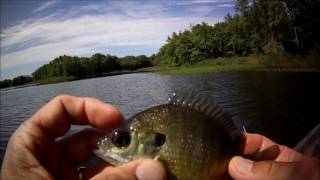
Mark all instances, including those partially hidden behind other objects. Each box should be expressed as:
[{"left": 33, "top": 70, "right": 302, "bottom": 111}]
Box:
[
  {"left": 1, "top": 63, "right": 319, "bottom": 89},
  {"left": 143, "top": 63, "right": 320, "bottom": 75},
  {"left": 0, "top": 70, "right": 150, "bottom": 90}
]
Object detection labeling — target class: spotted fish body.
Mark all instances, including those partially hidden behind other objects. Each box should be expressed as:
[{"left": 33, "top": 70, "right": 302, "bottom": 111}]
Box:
[{"left": 95, "top": 90, "right": 244, "bottom": 179}]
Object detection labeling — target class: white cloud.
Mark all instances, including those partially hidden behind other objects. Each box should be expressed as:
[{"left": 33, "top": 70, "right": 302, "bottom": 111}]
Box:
[
  {"left": 0, "top": 1, "right": 224, "bottom": 71},
  {"left": 176, "top": 0, "right": 234, "bottom": 5},
  {"left": 190, "top": 6, "right": 216, "bottom": 14},
  {"left": 217, "top": 3, "right": 234, "bottom": 7},
  {"left": 32, "top": 0, "right": 57, "bottom": 14}
]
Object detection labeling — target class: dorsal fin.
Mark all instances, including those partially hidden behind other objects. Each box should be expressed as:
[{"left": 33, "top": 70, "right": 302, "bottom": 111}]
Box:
[{"left": 168, "top": 88, "right": 243, "bottom": 142}]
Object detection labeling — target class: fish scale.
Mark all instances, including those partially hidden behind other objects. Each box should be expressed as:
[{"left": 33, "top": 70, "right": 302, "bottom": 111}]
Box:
[{"left": 95, "top": 90, "right": 244, "bottom": 180}]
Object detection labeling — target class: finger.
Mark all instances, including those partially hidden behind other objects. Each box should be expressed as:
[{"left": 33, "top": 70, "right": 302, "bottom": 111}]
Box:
[
  {"left": 243, "top": 133, "right": 303, "bottom": 161},
  {"left": 28, "top": 95, "right": 123, "bottom": 137},
  {"left": 90, "top": 159, "right": 166, "bottom": 180},
  {"left": 243, "top": 133, "right": 278, "bottom": 156},
  {"left": 57, "top": 128, "right": 104, "bottom": 165},
  {"left": 80, "top": 164, "right": 107, "bottom": 180},
  {"left": 228, "top": 156, "right": 302, "bottom": 180}
]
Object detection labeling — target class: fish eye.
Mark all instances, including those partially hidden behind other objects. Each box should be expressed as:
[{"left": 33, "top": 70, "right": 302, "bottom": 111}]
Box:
[
  {"left": 154, "top": 133, "right": 166, "bottom": 147},
  {"left": 111, "top": 130, "right": 131, "bottom": 148}
]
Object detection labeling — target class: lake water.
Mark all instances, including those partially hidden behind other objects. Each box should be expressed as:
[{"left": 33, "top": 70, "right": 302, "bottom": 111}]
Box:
[{"left": 1, "top": 71, "right": 319, "bottom": 164}]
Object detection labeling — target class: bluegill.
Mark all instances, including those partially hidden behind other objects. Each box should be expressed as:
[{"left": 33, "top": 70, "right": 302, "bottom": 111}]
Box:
[{"left": 94, "top": 90, "right": 244, "bottom": 179}]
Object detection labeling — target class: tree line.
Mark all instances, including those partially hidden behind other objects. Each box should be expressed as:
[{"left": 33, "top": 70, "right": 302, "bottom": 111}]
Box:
[
  {"left": 0, "top": 75, "right": 33, "bottom": 88},
  {"left": 31, "top": 54, "right": 152, "bottom": 80},
  {"left": 154, "top": 0, "right": 320, "bottom": 65},
  {"left": 1, "top": 0, "right": 319, "bottom": 88},
  {"left": 0, "top": 54, "right": 153, "bottom": 88}
]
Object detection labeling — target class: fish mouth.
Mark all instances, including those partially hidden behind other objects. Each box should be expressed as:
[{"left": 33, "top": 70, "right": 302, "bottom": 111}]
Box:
[{"left": 93, "top": 147, "right": 128, "bottom": 166}]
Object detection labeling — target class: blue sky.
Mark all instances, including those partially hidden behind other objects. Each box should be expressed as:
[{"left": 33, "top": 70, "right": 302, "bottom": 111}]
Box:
[{"left": 0, "top": 0, "right": 235, "bottom": 80}]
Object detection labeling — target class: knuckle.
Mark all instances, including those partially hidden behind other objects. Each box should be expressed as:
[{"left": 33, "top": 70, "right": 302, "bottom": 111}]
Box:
[
  {"left": 265, "top": 161, "right": 278, "bottom": 176},
  {"left": 54, "top": 94, "right": 70, "bottom": 101},
  {"left": 251, "top": 161, "right": 281, "bottom": 178}
]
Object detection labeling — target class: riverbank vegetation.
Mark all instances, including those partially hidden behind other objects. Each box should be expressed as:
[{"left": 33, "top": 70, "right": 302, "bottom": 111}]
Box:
[
  {"left": 147, "top": 55, "right": 320, "bottom": 75},
  {"left": 1, "top": 0, "right": 319, "bottom": 89},
  {"left": 0, "top": 54, "right": 153, "bottom": 88},
  {"left": 154, "top": 0, "right": 320, "bottom": 67},
  {"left": 31, "top": 54, "right": 152, "bottom": 81}
]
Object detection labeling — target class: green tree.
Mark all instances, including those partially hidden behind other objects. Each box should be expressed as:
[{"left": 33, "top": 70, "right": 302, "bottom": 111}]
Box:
[
  {"left": 11, "top": 75, "right": 32, "bottom": 86},
  {"left": 90, "top": 53, "right": 106, "bottom": 76},
  {"left": 0, "top": 79, "right": 12, "bottom": 89},
  {"left": 282, "top": 0, "right": 320, "bottom": 54}
]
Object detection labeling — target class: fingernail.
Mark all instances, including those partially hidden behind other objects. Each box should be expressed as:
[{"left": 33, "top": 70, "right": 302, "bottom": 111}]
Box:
[
  {"left": 234, "top": 156, "right": 253, "bottom": 174},
  {"left": 136, "top": 159, "right": 165, "bottom": 180}
]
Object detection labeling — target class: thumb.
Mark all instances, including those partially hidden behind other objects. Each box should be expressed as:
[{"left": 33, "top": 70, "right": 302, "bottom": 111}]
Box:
[
  {"left": 91, "top": 159, "right": 166, "bottom": 180},
  {"left": 228, "top": 156, "right": 300, "bottom": 180}
]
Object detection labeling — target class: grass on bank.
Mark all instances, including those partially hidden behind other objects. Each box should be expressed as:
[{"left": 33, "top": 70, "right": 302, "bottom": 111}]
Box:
[
  {"left": 33, "top": 76, "right": 77, "bottom": 85},
  {"left": 146, "top": 64, "right": 262, "bottom": 75},
  {"left": 144, "top": 55, "right": 320, "bottom": 75},
  {"left": 144, "top": 56, "right": 261, "bottom": 74}
]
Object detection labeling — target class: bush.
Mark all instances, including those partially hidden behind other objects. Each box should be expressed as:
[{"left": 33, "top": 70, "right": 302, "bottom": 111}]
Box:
[
  {"left": 262, "top": 40, "right": 286, "bottom": 67},
  {"left": 0, "top": 79, "right": 12, "bottom": 89},
  {"left": 11, "top": 75, "right": 32, "bottom": 86}
]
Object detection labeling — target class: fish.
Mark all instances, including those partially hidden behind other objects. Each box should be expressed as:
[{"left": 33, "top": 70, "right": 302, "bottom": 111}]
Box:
[{"left": 94, "top": 89, "right": 244, "bottom": 179}]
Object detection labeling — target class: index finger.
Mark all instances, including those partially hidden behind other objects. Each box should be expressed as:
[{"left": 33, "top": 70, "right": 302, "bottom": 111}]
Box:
[
  {"left": 243, "top": 133, "right": 303, "bottom": 161},
  {"left": 28, "top": 95, "right": 124, "bottom": 137},
  {"left": 243, "top": 133, "right": 278, "bottom": 156}
]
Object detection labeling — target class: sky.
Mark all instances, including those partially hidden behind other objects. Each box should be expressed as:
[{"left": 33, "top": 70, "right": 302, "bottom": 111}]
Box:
[{"left": 0, "top": 0, "right": 235, "bottom": 80}]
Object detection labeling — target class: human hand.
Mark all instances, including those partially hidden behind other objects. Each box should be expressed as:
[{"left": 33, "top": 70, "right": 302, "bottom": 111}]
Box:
[
  {"left": 1, "top": 95, "right": 166, "bottom": 180},
  {"left": 228, "top": 133, "right": 320, "bottom": 180}
]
